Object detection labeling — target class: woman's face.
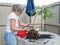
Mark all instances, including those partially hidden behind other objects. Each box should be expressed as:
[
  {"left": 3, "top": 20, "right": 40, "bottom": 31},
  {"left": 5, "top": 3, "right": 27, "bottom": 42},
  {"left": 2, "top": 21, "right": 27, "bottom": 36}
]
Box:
[{"left": 16, "top": 10, "right": 23, "bottom": 16}]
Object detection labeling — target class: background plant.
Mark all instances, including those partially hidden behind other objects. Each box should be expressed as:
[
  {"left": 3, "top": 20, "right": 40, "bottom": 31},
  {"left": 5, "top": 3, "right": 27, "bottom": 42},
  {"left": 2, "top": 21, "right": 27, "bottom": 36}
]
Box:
[{"left": 35, "top": 5, "right": 53, "bottom": 31}]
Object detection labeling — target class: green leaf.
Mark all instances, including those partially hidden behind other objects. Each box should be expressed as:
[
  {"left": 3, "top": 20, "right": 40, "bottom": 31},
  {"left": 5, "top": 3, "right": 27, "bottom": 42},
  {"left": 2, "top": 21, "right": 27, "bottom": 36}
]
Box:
[{"left": 36, "top": 5, "right": 53, "bottom": 20}]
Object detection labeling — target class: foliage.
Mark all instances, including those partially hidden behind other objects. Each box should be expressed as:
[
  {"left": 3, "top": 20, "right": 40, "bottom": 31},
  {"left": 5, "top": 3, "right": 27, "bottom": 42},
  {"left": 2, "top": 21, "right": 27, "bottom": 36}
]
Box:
[{"left": 36, "top": 5, "right": 53, "bottom": 20}]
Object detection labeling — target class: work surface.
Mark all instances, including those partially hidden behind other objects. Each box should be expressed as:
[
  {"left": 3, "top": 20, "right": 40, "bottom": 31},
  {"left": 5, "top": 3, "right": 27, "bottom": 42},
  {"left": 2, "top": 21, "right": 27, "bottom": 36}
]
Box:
[{"left": 17, "top": 31, "right": 60, "bottom": 45}]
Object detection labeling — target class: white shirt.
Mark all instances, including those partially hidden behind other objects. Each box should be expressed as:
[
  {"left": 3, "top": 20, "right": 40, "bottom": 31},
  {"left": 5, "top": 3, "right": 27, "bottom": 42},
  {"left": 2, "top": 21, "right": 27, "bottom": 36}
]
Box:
[{"left": 6, "top": 12, "right": 19, "bottom": 33}]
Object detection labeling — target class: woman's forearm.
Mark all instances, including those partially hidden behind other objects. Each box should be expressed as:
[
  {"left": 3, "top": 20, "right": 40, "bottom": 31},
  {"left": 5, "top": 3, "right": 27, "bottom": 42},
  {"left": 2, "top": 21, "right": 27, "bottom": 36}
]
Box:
[
  {"left": 11, "top": 27, "right": 25, "bottom": 32},
  {"left": 18, "top": 20, "right": 28, "bottom": 27},
  {"left": 19, "top": 23, "right": 28, "bottom": 27}
]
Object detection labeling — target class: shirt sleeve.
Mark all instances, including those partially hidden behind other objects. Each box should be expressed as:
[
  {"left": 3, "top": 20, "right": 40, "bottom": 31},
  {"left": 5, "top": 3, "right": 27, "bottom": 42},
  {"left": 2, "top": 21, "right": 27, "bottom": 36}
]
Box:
[{"left": 8, "top": 14, "right": 16, "bottom": 20}]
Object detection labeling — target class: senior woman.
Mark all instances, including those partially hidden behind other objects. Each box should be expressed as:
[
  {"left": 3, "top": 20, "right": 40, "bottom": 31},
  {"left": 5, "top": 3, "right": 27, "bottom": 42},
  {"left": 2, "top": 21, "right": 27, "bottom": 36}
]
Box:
[{"left": 4, "top": 4, "right": 33, "bottom": 45}]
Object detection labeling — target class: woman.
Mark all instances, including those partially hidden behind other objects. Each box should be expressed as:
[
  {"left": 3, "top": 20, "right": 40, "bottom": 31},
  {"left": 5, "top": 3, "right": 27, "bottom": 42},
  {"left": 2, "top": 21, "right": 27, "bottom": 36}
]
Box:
[{"left": 4, "top": 4, "right": 33, "bottom": 45}]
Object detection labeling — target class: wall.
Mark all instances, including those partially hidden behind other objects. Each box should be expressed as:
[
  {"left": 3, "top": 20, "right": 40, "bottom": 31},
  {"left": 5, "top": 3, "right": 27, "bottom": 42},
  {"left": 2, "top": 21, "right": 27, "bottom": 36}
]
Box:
[{"left": 44, "top": 1, "right": 60, "bottom": 35}]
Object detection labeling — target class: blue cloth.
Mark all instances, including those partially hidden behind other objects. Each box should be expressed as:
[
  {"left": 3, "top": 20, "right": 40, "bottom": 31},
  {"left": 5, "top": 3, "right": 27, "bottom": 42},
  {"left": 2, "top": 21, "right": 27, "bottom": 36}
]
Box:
[
  {"left": 26, "top": 0, "right": 36, "bottom": 16},
  {"left": 4, "top": 32, "right": 17, "bottom": 45}
]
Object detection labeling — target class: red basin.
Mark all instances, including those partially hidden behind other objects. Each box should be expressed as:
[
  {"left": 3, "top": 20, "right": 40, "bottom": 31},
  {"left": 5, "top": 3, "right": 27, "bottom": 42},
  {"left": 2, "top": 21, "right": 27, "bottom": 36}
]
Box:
[{"left": 17, "top": 30, "right": 28, "bottom": 38}]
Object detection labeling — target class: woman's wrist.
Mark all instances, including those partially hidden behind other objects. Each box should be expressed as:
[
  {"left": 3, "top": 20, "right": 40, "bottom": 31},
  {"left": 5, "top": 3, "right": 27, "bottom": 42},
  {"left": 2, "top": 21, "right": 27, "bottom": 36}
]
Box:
[{"left": 27, "top": 24, "right": 29, "bottom": 27}]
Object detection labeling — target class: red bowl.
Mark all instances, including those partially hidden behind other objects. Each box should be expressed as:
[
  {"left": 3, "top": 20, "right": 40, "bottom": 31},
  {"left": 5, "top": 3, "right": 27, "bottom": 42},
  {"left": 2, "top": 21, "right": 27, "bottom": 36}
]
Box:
[{"left": 17, "top": 30, "right": 28, "bottom": 38}]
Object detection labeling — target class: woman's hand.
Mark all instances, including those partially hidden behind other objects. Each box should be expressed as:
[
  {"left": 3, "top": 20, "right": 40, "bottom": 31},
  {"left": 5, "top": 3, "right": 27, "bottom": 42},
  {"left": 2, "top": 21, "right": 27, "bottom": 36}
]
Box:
[{"left": 28, "top": 24, "right": 34, "bottom": 30}]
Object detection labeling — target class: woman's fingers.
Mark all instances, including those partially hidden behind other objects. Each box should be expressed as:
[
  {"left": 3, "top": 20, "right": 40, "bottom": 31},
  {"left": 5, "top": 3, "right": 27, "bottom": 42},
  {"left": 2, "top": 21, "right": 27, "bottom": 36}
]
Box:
[{"left": 29, "top": 25, "right": 34, "bottom": 30}]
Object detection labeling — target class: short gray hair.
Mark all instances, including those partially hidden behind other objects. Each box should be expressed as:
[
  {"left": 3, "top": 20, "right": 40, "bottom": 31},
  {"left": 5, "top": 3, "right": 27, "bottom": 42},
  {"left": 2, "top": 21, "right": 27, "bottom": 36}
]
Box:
[{"left": 12, "top": 4, "right": 24, "bottom": 12}]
